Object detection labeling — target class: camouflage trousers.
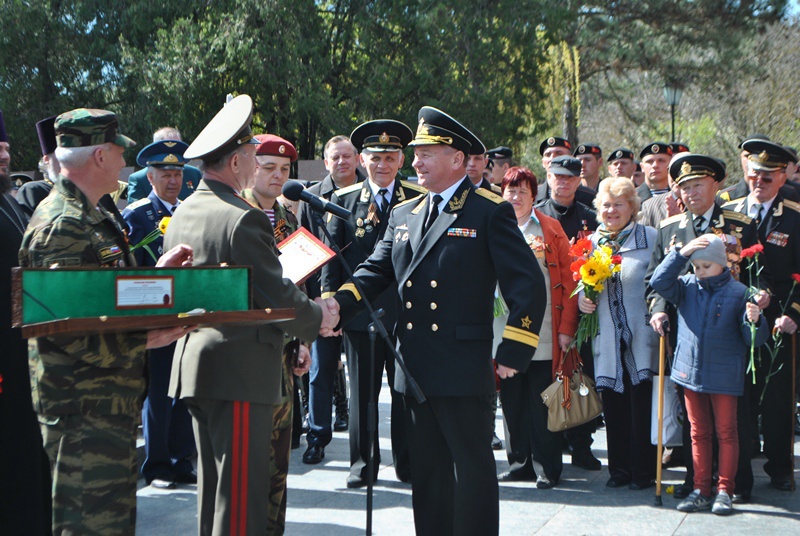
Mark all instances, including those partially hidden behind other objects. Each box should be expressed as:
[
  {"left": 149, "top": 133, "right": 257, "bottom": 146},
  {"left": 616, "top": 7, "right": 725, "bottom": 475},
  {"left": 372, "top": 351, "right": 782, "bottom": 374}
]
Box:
[
  {"left": 268, "top": 356, "right": 295, "bottom": 536},
  {"left": 40, "top": 412, "right": 138, "bottom": 535}
]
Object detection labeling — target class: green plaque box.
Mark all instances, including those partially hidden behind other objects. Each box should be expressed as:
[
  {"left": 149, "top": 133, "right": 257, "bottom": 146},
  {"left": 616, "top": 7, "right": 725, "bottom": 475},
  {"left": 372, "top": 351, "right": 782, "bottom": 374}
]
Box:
[{"left": 12, "top": 266, "right": 294, "bottom": 337}]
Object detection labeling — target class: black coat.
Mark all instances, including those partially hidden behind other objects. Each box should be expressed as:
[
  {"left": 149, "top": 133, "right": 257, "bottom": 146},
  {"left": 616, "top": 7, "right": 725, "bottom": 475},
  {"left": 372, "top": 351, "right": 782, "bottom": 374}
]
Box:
[
  {"left": 322, "top": 178, "right": 426, "bottom": 331},
  {"left": 334, "top": 178, "right": 547, "bottom": 397},
  {"left": 723, "top": 193, "right": 800, "bottom": 324},
  {"left": 0, "top": 193, "right": 51, "bottom": 534},
  {"left": 534, "top": 198, "right": 598, "bottom": 240}
]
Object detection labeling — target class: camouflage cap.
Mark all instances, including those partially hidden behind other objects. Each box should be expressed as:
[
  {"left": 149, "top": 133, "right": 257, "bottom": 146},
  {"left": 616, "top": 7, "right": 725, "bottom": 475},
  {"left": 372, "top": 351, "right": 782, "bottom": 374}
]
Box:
[{"left": 54, "top": 108, "right": 136, "bottom": 149}]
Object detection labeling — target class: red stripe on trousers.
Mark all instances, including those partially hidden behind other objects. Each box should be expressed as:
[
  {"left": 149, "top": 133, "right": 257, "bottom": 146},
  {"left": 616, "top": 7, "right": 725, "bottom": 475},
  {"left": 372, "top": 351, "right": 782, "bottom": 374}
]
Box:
[
  {"left": 240, "top": 402, "right": 250, "bottom": 532},
  {"left": 230, "top": 402, "right": 241, "bottom": 536}
]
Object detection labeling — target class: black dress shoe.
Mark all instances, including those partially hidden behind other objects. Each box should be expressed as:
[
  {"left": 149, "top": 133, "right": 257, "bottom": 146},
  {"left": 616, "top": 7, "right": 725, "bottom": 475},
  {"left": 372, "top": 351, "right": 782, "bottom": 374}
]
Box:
[
  {"left": 491, "top": 433, "right": 503, "bottom": 450},
  {"left": 173, "top": 470, "right": 197, "bottom": 484},
  {"left": 606, "top": 476, "right": 631, "bottom": 488},
  {"left": 571, "top": 450, "right": 602, "bottom": 471},
  {"left": 302, "top": 444, "right": 325, "bottom": 465},
  {"left": 536, "top": 475, "right": 557, "bottom": 489},
  {"left": 731, "top": 492, "right": 751, "bottom": 504},
  {"left": 333, "top": 414, "right": 349, "bottom": 432},
  {"left": 628, "top": 479, "right": 655, "bottom": 490},
  {"left": 498, "top": 470, "right": 535, "bottom": 482},
  {"left": 770, "top": 476, "right": 793, "bottom": 491},
  {"left": 346, "top": 475, "right": 369, "bottom": 488},
  {"left": 672, "top": 483, "right": 693, "bottom": 499}
]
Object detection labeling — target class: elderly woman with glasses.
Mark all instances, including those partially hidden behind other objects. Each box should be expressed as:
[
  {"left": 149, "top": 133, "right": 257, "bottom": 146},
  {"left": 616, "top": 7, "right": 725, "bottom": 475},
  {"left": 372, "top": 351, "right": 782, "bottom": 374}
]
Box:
[{"left": 579, "top": 176, "right": 659, "bottom": 490}]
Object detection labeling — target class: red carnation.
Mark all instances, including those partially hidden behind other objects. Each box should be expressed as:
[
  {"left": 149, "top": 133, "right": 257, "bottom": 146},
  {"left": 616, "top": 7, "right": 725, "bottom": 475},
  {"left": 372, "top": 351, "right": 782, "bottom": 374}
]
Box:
[
  {"left": 740, "top": 246, "right": 755, "bottom": 259},
  {"left": 752, "top": 244, "right": 764, "bottom": 254},
  {"left": 792, "top": 273, "right": 800, "bottom": 284},
  {"left": 611, "top": 255, "right": 623, "bottom": 265}
]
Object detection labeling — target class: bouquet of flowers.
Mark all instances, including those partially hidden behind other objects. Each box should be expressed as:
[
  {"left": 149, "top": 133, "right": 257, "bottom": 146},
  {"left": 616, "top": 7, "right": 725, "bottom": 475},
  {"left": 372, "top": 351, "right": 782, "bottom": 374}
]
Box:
[
  {"left": 129, "top": 216, "right": 171, "bottom": 262},
  {"left": 568, "top": 238, "right": 622, "bottom": 351}
]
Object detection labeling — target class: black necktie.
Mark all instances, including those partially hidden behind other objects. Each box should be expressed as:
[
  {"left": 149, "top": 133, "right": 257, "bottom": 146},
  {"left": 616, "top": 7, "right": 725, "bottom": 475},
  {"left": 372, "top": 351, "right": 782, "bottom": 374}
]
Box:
[
  {"left": 424, "top": 195, "right": 443, "bottom": 235},
  {"left": 378, "top": 188, "right": 389, "bottom": 216},
  {"left": 693, "top": 215, "right": 705, "bottom": 235}
]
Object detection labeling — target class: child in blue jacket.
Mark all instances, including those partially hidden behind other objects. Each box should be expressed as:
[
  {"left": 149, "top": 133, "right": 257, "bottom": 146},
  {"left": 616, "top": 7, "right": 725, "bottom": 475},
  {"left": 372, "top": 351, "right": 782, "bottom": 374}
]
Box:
[{"left": 651, "top": 233, "right": 768, "bottom": 516}]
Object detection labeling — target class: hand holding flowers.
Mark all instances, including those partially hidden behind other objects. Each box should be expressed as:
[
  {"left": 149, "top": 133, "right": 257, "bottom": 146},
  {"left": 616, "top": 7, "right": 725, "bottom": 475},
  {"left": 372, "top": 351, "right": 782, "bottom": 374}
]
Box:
[{"left": 568, "top": 238, "right": 622, "bottom": 351}]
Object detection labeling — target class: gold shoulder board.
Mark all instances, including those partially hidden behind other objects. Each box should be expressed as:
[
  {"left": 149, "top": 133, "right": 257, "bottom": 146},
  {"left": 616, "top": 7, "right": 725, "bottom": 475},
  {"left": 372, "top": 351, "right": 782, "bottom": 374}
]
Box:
[
  {"left": 782, "top": 199, "right": 800, "bottom": 213},
  {"left": 659, "top": 213, "right": 684, "bottom": 228},
  {"left": 474, "top": 187, "right": 504, "bottom": 204},
  {"left": 399, "top": 180, "right": 427, "bottom": 194},
  {"left": 334, "top": 183, "right": 363, "bottom": 196},
  {"left": 722, "top": 210, "right": 753, "bottom": 224}
]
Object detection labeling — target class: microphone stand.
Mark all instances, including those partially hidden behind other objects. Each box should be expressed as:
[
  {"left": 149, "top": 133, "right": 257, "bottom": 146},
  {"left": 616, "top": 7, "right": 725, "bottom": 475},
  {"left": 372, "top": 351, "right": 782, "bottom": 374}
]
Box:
[{"left": 311, "top": 210, "right": 425, "bottom": 536}]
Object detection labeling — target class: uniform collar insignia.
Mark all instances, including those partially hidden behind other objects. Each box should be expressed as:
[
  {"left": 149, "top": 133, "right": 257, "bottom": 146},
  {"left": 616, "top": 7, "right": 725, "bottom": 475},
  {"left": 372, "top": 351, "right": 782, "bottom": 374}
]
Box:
[{"left": 448, "top": 187, "right": 469, "bottom": 212}]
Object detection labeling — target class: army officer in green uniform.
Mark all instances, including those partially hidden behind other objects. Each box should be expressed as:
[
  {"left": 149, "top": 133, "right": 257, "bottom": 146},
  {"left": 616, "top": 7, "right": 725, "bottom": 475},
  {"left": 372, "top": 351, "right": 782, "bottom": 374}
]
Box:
[{"left": 19, "top": 109, "right": 193, "bottom": 535}]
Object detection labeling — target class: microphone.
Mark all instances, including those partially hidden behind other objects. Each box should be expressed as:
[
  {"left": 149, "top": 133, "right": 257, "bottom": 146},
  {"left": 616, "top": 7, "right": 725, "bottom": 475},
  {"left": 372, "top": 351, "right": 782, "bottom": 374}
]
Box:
[{"left": 282, "top": 180, "right": 352, "bottom": 220}]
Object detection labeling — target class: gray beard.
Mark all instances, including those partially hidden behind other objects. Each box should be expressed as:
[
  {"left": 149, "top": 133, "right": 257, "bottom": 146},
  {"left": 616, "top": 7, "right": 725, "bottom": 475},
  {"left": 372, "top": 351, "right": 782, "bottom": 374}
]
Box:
[{"left": 0, "top": 172, "right": 11, "bottom": 195}]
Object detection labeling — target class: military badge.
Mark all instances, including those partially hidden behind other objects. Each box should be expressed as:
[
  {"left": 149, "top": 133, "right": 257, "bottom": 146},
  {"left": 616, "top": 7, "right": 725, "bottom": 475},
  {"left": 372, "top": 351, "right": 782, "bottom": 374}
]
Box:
[
  {"left": 446, "top": 227, "right": 477, "bottom": 238},
  {"left": 366, "top": 203, "right": 380, "bottom": 225},
  {"left": 356, "top": 228, "right": 366, "bottom": 238},
  {"left": 365, "top": 224, "right": 374, "bottom": 233},
  {"left": 402, "top": 231, "right": 409, "bottom": 241},
  {"left": 360, "top": 188, "right": 371, "bottom": 203},
  {"left": 767, "top": 231, "right": 789, "bottom": 247},
  {"left": 520, "top": 316, "right": 532, "bottom": 329},
  {"left": 525, "top": 234, "right": 545, "bottom": 257},
  {"left": 448, "top": 188, "right": 469, "bottom": 211}
]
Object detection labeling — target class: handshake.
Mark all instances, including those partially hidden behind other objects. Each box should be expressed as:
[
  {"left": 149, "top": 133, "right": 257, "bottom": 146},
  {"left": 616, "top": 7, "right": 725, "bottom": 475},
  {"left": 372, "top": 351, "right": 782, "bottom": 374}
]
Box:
[{"left": 314, "top": 297, "right": 341, "bottom": 337}]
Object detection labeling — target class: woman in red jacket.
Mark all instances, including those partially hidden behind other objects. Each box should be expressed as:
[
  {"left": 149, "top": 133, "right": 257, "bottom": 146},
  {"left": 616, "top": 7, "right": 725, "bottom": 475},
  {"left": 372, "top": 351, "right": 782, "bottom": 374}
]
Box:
[{"left": 496, "top": 166, "right": 579, "bottom": 488}]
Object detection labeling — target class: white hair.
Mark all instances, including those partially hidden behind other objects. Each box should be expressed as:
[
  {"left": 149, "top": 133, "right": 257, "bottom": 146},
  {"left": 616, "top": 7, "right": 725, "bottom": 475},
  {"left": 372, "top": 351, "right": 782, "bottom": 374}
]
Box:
[{"left": 55, "top": 145, "right": 103, "bottom": 168}]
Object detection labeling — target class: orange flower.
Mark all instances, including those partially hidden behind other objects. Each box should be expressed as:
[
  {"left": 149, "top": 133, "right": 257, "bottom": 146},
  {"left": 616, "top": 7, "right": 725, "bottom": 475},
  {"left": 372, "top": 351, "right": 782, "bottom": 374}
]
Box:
[
  {"left": 570, "top": 258, "right": 587, "bottom": 273},
  {"left": 569, "top": 238, "right": 593, "bottom": 258}
]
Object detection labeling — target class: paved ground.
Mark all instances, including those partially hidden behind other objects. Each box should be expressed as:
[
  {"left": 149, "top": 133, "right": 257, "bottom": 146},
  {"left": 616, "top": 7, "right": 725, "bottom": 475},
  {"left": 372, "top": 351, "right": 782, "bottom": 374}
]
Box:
[{"left": 136, "top": 375, "right": 800, "bottom": 535}]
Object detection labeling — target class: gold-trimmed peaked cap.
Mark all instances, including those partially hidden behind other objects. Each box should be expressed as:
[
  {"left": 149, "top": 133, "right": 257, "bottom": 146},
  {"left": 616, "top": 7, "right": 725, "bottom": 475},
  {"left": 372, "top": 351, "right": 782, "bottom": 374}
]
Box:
[
  {"left": 54, "top": 108, "right": 136, "bottom": 148},
  {"left": 136, "top": 140, "right": 189, "bottom": 169},
  {"left": 350, "top": 119, "right": 413, "bottom": 153},
  {"left": 408, "top": 106, "right": 484, "bottom": 156},
  {"left": 670, "top": 153, "right": 726, "bottom": 184},
  {"left": 741, "top": 139, "right": 797, "bottom": 171},
  {"left": 184, "top": 94, "right": 259, "bottom": 162}
]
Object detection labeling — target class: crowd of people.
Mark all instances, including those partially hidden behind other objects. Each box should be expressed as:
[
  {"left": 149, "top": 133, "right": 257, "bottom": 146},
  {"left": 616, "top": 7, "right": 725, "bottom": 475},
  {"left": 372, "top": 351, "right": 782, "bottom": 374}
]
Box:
[{"left": 0, "top": 96, "right": 798, "bottom": 535}]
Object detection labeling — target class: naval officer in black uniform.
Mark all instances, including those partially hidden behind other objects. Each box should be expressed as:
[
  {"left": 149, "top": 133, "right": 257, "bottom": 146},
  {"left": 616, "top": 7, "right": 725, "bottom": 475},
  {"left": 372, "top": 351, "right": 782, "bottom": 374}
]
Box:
[
  {"left": 326, "top": 106, "right": 546, "bottom": 536},
  {"left": 722, "top": 139, "right": 800, "bottom": 497},
  {"left": 321, "top": 119, "right": 424, "bottom": 487}
]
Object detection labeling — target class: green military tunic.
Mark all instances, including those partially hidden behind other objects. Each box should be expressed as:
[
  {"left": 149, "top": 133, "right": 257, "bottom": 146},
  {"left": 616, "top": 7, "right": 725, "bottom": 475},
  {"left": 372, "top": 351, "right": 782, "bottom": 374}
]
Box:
[{"left": 19, "top": 175, "right": 148, "bottom": 535}]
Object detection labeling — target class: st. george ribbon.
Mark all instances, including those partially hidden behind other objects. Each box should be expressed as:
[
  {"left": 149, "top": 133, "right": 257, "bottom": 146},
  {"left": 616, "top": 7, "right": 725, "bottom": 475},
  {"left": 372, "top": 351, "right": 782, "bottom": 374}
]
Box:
[{"left": 282, "top": 180, "right": 352, "bottom": 220}]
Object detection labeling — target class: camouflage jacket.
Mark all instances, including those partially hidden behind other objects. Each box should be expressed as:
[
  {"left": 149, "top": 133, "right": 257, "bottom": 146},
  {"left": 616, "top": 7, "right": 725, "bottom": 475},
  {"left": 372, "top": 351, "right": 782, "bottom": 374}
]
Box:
[{"left": 18, "top": 175, "right": 148, "bottom": 417}]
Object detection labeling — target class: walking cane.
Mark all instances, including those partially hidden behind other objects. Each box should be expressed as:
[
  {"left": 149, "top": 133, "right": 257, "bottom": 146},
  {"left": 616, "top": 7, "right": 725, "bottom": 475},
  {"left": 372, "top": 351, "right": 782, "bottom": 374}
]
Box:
[
  {"left": 791, "top": 333, "right": 796, "bottom": 492},
  {"left": 655, "top": 320, "right": 669, "bottom": 506}
]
